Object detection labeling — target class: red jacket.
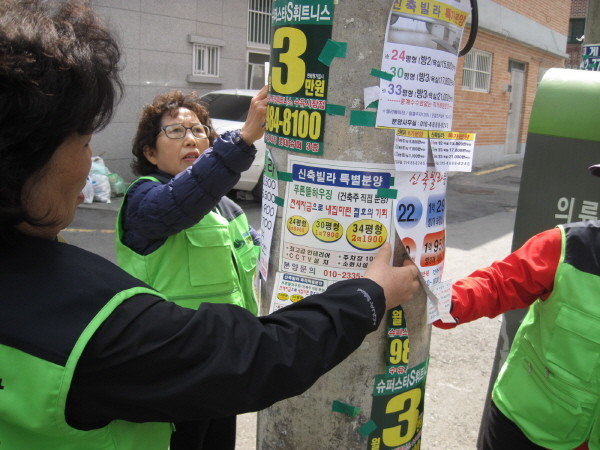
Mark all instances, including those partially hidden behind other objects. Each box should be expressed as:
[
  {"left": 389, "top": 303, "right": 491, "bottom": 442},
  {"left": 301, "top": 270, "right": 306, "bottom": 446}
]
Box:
[
  {"left": 435, "top": 228, "right": 560, "bottom": 329},
  {"left": 435, "top": 228, "right": 590, "bottom": 450}
]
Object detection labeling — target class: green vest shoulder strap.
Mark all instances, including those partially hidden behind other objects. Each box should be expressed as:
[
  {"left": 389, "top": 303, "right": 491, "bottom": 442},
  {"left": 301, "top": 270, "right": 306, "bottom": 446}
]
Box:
[
  {"left": 116, "top": 177, "right": 258, "bottom": 314},
  {"left": 0, "top": 237, "right": 172, "bottom": 449}
]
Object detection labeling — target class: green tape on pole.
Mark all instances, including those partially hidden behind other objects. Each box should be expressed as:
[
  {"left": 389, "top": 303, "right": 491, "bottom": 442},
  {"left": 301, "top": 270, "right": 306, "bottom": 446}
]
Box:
[
  {"left": 277, "top": 171, "right": 293, "bottom": 182},
  {"left": 331, "top": 400, "right": 361, "bottom": 417},
  {"left": 377, "top": 188, "right": 398, "bottom": 199},
  {"left": 358, "top": 420, "right": 378, "bottom": 437},
  {"left": 274, "top": 196, "right": 284, "bottom": 207},
  {"left": 366, "top": 100, "right": 379, "bottom": 109},
  {"left": 326, "top": 103, "right": 346, "bottom": 116},
  {"left": 349, "top": 110, "right": 377, "bottom": 127},
  {"left": 318, "top": 39, "right": 348, "bottom": 66},
  {"left": 371, "top": 68, "right": 394, "bottom": 81}
]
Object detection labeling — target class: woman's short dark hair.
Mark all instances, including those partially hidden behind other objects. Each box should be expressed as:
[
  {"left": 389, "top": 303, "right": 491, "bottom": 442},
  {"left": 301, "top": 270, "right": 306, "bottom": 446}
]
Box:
[
  {"left": 131, "top": 90, "right": 218, "bottom": 176},
  {"left": 0, "top": 0, "right": 122, "bottom": 232}
]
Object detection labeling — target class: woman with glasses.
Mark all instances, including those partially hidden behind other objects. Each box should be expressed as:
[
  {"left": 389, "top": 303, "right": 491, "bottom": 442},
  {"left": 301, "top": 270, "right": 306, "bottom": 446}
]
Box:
[{"left": 116, "top": 88, "right": 267, "bottom": 449}]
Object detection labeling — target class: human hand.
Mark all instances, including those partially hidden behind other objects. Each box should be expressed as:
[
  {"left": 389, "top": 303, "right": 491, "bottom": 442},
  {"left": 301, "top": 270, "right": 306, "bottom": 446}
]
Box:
[
  {"left": 240, "top": 85, "right": 268, "bottom": 145},
  {"left": 364, "top": 243, "right": 420, "bottom": 310}
]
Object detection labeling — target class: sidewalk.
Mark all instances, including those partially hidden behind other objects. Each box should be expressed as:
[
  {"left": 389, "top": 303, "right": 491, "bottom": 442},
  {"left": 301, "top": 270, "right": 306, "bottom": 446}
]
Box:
[{"left": 78, "top": 195, "right": 123, "bottom": 212}]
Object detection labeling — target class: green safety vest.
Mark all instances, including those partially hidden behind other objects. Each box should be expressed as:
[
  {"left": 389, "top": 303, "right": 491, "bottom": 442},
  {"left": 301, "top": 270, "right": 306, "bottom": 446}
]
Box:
[
  {"left": 493, "top": 223, "right": 600, "bottom": 449},
  {"left": 0, "top": 238, "right": 171, "bottom": 449},
  {"left": 116, "top": 176, "right": 258, "bottom": 314}
]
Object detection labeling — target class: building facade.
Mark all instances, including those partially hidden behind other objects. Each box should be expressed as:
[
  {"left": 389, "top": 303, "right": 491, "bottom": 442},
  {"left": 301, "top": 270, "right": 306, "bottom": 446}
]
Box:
[
  {"left": 92, "top": 0, "right": 569, "bottom": 180},
  {"left": 452, "top": 0, "right": 570, "bottom": 166},
  {"left": 566, "top": 0, "right": 587, "bottom": 69},
  {"left": 91, "top": 0, "right": 271, "bottom": 179}
]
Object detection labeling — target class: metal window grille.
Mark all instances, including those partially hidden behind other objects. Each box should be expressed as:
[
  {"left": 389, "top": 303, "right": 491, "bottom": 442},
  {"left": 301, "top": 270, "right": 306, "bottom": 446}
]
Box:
[
  {"left": 568, "top": 18, "right": 585, "bottom": 44},
  {"left": 247, "top": 52, "right": 269, "bottom": 88},
  {"left": 248, "top": 0, "right": 272, "bottom": 48},
  {"left": 462, "top": 49, "right": 492, "bottom": 93},
  {"left": 193, "top": 43, "right": 220, "bottom": 77}
]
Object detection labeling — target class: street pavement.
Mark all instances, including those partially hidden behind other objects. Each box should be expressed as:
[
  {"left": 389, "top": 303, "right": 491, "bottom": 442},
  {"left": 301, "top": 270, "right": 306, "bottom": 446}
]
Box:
[{"left": 63, "top": 158, "right": 523, "bottom": 449}]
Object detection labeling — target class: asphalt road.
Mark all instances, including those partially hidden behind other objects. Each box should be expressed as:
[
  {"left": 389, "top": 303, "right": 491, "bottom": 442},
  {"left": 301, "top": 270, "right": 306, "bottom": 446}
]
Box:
[{"left": 63, "top": 159, "right": 523, "bottom": 449}]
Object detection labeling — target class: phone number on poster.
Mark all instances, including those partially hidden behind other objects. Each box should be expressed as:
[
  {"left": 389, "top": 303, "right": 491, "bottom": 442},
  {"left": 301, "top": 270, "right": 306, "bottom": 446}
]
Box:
[{"left": 266, "top": 105, "right": 323, "bottom": 140}]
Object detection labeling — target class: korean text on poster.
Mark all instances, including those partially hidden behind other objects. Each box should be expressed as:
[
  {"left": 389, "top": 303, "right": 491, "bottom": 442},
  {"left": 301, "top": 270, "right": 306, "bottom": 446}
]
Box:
[
  {"left": 269, "top": 271, "right": 329, "bottom": 313},
  {"left": 393, "top": 168, "right": 447, "bottom": 287},
  {"left": 266, "top": 0, "right": 334, "bottom": 155},
  {"left": 259, "top": 150, "right": 279, "bottom": 282},
  {"left": 280, "top": 156, "right": 396, "bottom": 282},
  {"left": 376, "top": 0, "right": 469, "bottom": 131},
  {"left": 430, "top": 130, "right": 475, "bottom": 172},
  {"left": 368, "top": 358, "right": 429, "bottom": 449},
  {"left": 581, "top": 44, "right": 600, "bottom": 71},
  {"left": 394, "top": 128, "right": 429, "bottom": 172}
]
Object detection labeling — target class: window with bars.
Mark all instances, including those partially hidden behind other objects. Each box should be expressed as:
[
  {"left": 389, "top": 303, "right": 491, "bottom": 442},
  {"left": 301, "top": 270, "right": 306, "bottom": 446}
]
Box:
[
  {"left": 248, "top": 0, "right": 272, "bottom": 48},
  {"left": 193, "top": 43, "right": 220, "bottom": 77},
  {"left": 462, "top": 49, "right": 492, "bottom": 93},
  {"left": 568, "top": 18, "right": 585, "bottom": 44},
  {"left": 247, "top": 52, "right": 269, "bottom": 88}
]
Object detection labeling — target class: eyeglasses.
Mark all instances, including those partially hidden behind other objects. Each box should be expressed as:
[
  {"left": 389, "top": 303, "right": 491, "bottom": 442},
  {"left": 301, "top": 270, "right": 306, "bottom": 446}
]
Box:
[{"left": 159, "top": 123, "right": 211, "bottom": 140}]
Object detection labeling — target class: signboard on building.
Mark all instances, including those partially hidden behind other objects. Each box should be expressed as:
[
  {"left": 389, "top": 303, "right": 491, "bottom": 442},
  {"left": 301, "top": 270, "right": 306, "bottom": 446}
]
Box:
[{"left": 581, "top": 44, "right": 600, "bottom": 71}]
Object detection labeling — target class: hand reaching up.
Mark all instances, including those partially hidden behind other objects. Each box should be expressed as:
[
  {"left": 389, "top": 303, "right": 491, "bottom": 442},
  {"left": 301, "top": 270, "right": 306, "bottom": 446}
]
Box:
[
  {"left": 364, "top": 243, "right": 420, "bottom": 310},
  {"left": 240, "top": 85, "right": 268, "bottom": 145}
]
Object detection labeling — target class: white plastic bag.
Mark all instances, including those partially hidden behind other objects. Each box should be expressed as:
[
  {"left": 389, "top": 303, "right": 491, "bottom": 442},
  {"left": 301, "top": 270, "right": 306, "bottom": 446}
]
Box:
[
  {"left": 90, "top": 173, "right": 111, "bottom": 203},
  {"left": 90, "top": 156, "right": 110, "bottom": 176},
  {"left": 82, "top": 176, "right": 95, "bottom": 204}
]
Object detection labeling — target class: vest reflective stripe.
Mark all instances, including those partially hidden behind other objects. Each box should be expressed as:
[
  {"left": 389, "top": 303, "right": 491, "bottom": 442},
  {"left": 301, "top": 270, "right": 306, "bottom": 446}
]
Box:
[
  {"left": 116, "top": 177, "right": 258, "bottom": 314},
  {"left": 0, "top": 287, "right": 171, "bottom": 449},
  {"left": 492, "top": 223, "right": 600, "bottom": 449}
]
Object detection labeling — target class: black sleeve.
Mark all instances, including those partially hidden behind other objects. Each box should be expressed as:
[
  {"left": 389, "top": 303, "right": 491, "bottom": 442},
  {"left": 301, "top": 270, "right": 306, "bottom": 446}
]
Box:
[{"left": 66, "top": 278, "right": 385, "bottom": 430}]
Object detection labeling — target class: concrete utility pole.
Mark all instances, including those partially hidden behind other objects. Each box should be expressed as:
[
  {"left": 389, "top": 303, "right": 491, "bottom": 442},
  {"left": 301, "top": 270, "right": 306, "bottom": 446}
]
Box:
[
  {"left": 585, "top": 0, "right": 600, "bottom": 44},
  {"left": 257, "top": 1, "right": 429, "bottom": 449}
]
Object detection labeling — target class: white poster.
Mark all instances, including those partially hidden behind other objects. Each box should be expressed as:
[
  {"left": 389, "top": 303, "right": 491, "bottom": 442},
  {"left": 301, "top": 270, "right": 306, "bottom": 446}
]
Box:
[
  {"left": 376, "top": 0, "right": 470, "bottom": 131},
  {"left": 258, "top": 150, "right": 279, "bottom": 282},
  {"left": 269, "top": 271, "right": 329, "bottom": 313},
  {"left": 430, "top": 131, "right": 475, "bottom": 172},
  {"left": 280, "top": 156, "right": 396, "bottom": 282},
  {"left": 426, "top": 278, "right": 454, "bottom": 324},
  {"left": 394, "top": 128, "right": 429, "bottom": 172},
  {"left": 393, "top": 168, "right": 447, "bottom": 287}
]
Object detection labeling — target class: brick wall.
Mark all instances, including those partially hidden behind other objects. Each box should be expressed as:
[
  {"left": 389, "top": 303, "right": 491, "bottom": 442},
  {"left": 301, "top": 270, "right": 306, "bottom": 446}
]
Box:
[
  {"left": 494, "top": 0, "right": 571, "bottom": 34},
  {"left": 452, "top": 27, "right": 565, "bottom": 147},
  {"left": 567, "top": 43, "right": 583, "bottom": 68},
  {"left": 571, "top": 0, "right": 588, "bottom": 18}
]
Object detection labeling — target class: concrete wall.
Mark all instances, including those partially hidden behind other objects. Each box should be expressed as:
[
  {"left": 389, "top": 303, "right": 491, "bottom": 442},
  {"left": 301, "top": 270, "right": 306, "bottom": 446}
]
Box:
[{"left": 90, "top": 0, "right": 261, "bottom": 181}]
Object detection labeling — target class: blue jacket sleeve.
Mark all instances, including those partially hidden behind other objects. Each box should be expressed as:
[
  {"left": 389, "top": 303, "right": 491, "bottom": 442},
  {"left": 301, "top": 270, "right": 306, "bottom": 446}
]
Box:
[{"left": 121, "top": 132, "right": 256, "bottom": 254}]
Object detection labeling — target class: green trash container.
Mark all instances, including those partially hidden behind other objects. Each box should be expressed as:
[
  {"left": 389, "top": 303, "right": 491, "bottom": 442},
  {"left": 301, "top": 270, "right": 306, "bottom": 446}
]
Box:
[{"left": 478, "top": 67, "right": 600, "bottom": 447}]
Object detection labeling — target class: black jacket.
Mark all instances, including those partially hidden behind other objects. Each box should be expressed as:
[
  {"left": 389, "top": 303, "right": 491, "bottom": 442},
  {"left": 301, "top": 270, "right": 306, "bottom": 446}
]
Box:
[{"left": 0, "top": 232, "right": 386, "bottom": 430}]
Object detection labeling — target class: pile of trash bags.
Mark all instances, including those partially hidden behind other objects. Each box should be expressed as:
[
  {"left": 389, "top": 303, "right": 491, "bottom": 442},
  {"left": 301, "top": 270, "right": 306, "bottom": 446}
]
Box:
[{"left": 82, "top": 156, "right": 127, "bottom": 204}]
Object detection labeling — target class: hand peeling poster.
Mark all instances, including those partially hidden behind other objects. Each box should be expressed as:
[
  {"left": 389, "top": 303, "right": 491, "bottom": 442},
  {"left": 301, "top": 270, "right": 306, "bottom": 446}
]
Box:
[
  {"left": 376, "top": 0, "right": 470, "bottom": 131},
  {"left": 270, "top": 156, "right": 396, "bottom": 312}
]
